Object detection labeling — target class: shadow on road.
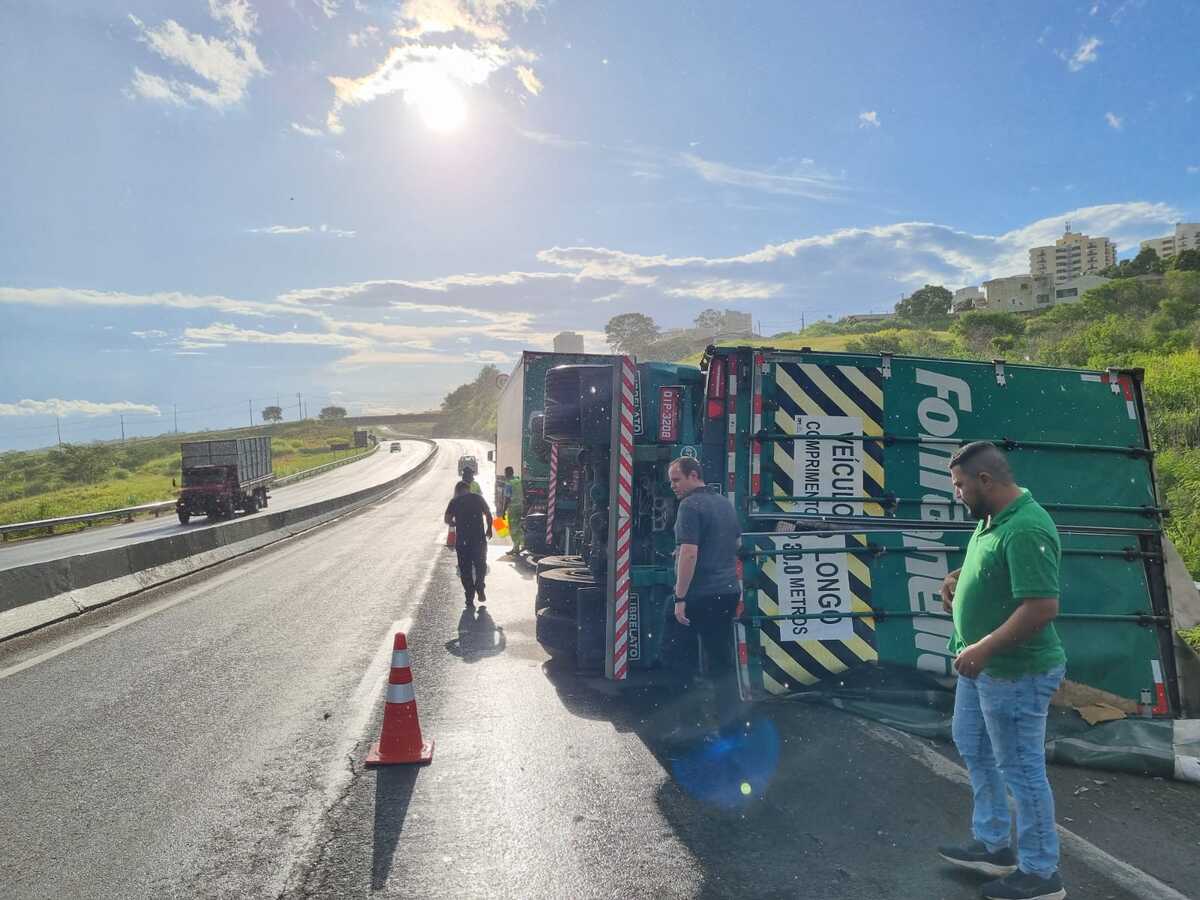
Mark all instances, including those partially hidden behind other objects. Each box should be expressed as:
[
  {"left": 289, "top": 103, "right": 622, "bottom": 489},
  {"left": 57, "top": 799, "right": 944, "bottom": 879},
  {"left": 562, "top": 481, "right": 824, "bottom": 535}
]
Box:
[
  {"left": 539, "top": 658, "right": 979, "bottom": 899},
  {"left": 370, "top": 766, "right": 422, "bottom": 890},
  {"left": 444, "top": 606, "right": 506, "bottom": 663}
]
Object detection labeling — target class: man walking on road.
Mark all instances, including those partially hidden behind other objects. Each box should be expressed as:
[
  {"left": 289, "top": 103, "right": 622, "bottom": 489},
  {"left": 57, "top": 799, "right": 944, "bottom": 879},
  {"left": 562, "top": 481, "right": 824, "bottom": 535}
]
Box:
[
  {"left": 444, "top": 481, "right": 493, "bottom": 606},
  {"left": 669, "top": 456, "right": 744, "bottom": 737},
  {"left": 937, "top": 442, "right": 1067, "bottom": 900}
]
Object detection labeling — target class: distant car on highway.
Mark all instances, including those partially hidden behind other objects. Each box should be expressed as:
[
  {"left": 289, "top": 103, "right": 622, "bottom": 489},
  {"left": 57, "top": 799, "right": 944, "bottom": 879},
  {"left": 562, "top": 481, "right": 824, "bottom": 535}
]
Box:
[
  {"left": 390, "top": 442, "right": 402, "bottom": 453},
  {"left": 457, "top": 454, "right": 478, "bottom": 476}
]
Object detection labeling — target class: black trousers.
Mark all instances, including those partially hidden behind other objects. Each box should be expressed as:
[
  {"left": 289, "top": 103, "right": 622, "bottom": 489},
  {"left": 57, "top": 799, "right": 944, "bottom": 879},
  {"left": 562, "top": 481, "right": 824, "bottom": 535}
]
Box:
[
  {"left": 455, "top": 540, "right": 487, "bottom": 598},
  {"left": 687, "top": 592, "right": 744, "bottom": 728}
]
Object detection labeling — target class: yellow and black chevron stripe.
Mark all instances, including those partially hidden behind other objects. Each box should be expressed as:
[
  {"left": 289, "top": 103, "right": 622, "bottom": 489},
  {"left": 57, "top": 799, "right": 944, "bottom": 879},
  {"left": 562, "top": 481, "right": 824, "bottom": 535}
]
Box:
[
  {"left": 752, "top": 533, "right": 878, "bottom": 695},
  {"left": 768, "top": 362, "right": 886, "bottom": 516}
]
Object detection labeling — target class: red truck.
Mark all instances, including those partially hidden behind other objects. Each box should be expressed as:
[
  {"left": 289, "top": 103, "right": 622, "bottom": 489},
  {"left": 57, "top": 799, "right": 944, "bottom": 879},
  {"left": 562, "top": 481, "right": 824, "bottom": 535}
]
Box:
[{"left": 176, "top": 437, "right": 273, "bottom": 524}]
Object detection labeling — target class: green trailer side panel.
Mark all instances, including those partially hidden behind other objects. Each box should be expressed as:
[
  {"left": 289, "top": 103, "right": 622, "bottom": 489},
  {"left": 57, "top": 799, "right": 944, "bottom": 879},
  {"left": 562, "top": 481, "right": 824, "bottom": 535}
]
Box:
[
  {"left": 749, "top": 351, "right": 1158, "bottom": 532},
  {"left": 742, "top": 529, "right": 1168, "bottom": 709}
]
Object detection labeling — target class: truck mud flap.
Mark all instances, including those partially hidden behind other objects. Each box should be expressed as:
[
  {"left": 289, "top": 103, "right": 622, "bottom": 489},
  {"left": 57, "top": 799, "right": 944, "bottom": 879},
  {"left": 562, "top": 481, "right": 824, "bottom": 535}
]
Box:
[{"left": 737, "top": 528, "right": 1179, "bottom": 716}]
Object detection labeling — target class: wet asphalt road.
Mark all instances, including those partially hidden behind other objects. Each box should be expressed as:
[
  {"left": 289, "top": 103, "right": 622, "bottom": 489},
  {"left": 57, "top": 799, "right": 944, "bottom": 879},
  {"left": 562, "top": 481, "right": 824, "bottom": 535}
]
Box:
[
  {"left": 1, "top": 438, "right": 1197, "bottom": 900},
  {"left": 0, "top": 436, "right": 427, "bottom": 571}
]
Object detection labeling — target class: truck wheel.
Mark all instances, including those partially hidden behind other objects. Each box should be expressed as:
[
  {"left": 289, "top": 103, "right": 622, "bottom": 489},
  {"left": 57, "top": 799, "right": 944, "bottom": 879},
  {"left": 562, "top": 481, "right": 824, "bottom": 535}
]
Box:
[
  {"left": 535, "top": 608, "right": 576, "bottom": 659},
  {"left": 535, "top": 555, "right": 585, "bottom": 575},
  {"left": 537, "top": 567, "right": 596, "bottom": 616},
  {"left": 245, "top": 494, "right": 258, "bottom": 513},
  {"left": 259, "top": 490, "right": 268, "bottom": 509},
  {"left": 177, "top": 510, "right": 190, "bottom": 525}
]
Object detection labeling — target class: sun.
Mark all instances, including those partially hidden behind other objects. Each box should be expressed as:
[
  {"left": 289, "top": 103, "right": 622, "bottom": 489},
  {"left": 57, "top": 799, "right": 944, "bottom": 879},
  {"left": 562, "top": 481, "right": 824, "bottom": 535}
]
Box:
[{"left": 407, "top": 74, "right": 467, "bottom": 133}]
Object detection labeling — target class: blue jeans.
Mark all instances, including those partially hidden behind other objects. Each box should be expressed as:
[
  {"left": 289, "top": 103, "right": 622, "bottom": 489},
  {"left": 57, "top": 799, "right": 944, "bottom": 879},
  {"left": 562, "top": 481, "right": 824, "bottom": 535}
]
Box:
[{"left": 952, "top": 664, "right": 1066, "bottom": 879}]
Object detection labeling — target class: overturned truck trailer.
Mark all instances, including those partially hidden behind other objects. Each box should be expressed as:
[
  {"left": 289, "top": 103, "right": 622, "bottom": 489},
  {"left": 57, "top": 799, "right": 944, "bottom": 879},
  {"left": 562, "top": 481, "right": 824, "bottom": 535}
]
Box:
[
  {"left": 539, "top": 348, "right": 1198, "bottom": 735},
  {"left": 709, "top": 348, "right": 1193, "bottom": 720}
]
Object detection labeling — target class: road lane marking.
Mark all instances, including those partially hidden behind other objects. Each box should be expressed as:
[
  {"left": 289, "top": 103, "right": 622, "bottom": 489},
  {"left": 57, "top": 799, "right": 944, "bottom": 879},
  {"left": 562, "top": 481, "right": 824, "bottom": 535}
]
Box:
[{"left": 862, "top": 722, "right": 1190, "bottom": 900}]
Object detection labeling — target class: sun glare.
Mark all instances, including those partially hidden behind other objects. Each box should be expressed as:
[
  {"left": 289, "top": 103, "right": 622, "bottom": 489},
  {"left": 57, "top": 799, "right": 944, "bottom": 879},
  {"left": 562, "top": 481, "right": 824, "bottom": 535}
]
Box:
[{"left": 408, "top": 75, "right": 467, "bottom": 133}]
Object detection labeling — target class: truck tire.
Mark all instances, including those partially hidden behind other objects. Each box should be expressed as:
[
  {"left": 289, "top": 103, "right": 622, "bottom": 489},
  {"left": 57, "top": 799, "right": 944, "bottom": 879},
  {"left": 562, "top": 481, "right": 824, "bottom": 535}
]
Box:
[
  {"left": 536, "top": 567, "right": 596, "bottom": 616},
  {"left": 245, "top": 494, "right": 258, "bottom": 513},
  {"left": 177, "top": 510, "right": 190, "bottom": 525},
  {"left": 535, "top": 555, "right": 585, "bottom": 575},
  {"left": 535, "top": 608, "right": 576, "bottom": 659},
  {"left": 259, "top": 490, "right": 269, "bottom": 509}
]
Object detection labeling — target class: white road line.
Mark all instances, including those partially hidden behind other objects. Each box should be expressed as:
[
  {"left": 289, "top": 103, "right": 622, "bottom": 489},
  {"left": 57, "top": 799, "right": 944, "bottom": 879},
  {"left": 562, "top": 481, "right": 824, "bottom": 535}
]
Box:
[{"left": 862, "top": 722, "right": 1191, "bottom": 900}]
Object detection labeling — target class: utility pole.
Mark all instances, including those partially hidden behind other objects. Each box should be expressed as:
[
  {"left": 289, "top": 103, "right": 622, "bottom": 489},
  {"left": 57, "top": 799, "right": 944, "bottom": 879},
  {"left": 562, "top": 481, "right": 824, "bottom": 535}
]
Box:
[
  {"left": 173, "top": 403, "right": 178, "bottom": 434},
  {"left": 56, "top": 415, "right": 62, "bottom": 447},
  {"left": 120, "top": 414, "right": 126, "bottom": 443},
  {"left": 801, "top": 312, "right": 806, "bottom": 332},
  {"left": 297, "top": 392, "right": 302, "bottom": 421},
  {"left": 248, "top": 399, "right": 253, "bottom": 427}
]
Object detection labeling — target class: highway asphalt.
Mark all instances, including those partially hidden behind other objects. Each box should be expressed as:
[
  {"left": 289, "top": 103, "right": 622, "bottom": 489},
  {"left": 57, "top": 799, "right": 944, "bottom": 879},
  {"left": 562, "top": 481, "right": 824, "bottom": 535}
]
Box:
[
  {"left": 1, "top": 438, "right": 1197, "bottom": 899},
  {"left": 0, "top": 437, "right": 428, "bottom": 571}
]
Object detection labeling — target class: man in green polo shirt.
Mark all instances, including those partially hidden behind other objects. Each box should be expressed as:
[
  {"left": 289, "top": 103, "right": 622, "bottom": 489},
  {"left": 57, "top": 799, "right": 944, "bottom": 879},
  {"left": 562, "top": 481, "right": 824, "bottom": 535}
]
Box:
[{"left": 936, "top": 442, "right": 1067, "bottom": 900}]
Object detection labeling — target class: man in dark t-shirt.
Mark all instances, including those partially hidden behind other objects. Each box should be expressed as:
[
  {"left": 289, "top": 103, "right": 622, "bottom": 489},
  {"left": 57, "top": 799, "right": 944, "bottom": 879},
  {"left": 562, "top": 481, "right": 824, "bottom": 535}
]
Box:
[
  {"left": 670, "top": 455, "right": 743, "bottom": 735},
  {"left": 444, "top": 481, "right": 493, "bottom": 605}
]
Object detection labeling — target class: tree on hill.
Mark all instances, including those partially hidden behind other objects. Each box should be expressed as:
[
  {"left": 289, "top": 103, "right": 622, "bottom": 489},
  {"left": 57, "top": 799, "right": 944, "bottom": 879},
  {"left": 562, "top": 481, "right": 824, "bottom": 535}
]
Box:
[
  {"left": 605, "top": 313, "right": 659, "bottom": 357},
  {"left": 1175, "top": 249, "right": 1200, "bottom": 272},
  {"left": 51, "top": 444, "right": 114, "bottom": 484},
  {"left": 950, "top": 311, "right": 1025, "bottom": 356},
  {"left": 318, "top": 406, "right": 347, "bottom": 420},
  {"left": 894, "top": 285, "right": 952, "bottom": 325},
  {"left": 694, "top": 309, "right": 724, "bottom": 332},
  {"left": 261, "top": 405, "right": 283, "bottom": 423},
  {"left": 440, "top": 365, "right": 502, "bottom": 438}
]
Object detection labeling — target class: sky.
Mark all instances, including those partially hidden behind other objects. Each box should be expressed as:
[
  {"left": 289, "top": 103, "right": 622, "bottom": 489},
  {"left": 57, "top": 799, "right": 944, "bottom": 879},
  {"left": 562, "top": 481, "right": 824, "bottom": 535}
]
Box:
[{"left": 2, "top": 0, "right": 1198, "bottom": 451}]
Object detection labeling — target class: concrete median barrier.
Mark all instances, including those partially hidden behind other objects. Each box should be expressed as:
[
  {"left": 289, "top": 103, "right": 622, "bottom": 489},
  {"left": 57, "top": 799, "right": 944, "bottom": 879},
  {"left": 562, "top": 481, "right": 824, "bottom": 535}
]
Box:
[{"left": 0, "top": 441, "right": 439, "bottom": 641}]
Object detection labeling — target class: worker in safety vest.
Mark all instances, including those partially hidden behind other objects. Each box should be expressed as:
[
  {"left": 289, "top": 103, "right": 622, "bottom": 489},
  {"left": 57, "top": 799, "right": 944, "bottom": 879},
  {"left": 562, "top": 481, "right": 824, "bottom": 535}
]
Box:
[
  {"left": 500, "top": 466, "right": 524, "bottom": 555},
  {"left": 462, "top": 468, "right": 483, "bottom": 496}
]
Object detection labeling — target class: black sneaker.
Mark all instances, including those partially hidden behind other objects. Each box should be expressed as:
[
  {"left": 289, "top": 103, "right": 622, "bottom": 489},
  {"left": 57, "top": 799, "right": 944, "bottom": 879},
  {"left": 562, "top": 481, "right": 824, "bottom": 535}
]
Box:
[
  {"left": 465, "top": 595, "right": 475, "bottom": 607},
  {"left": 937, "top": 840, "right": 1018, "bottom": 877},
  {"left": 981, "top": 869, "right": 1065, "bottom": 900},
  {"left": 477, "top": 588, "right": 487, "bottom": 604}
]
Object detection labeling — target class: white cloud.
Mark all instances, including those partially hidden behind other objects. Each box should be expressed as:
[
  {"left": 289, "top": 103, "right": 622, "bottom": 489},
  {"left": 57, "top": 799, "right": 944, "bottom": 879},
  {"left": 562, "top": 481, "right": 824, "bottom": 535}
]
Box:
[
  {"left": 312, "top": 0, "right": 340, "bottom": 18},
  {"left": 249, "top": 224, "right": 313, "bottom": 235},
  {"left": 1065, "top": 36, "right": 1101, "bottom": 72},
  {"left": 0, "top": 286, "right": 320, "bottom": 319},
  {"left": 128, "top": 68, "right": 187, "bottom": 105},
  {"left": 514, "top": 127, "right": 588, "bottom": 149},
  {"left": 392, "top": 0, "right": 538, "bottom": 42},
  {"left": 128, "top": 11, "right": 267, "bottom": 109},
  {"left": 1105, "top": 111, "right": 1123, "bottom": 130},
  {"left": 291, "top": 122, "right": 324, "bottom": 137},
  {"left": 680, "top": 153, "right": 845, "bottom": 200},
  {"left": 348, "top": 25, "right": 382, "bottom": 47},
  {"left": 858, "top": 110, "right": 880, "bottom": 128},
  {"left": 515, "top": 65, "right": 542, "bottom": 95},
  {"left": 131, "top": 329, "right": 169, "bottom": 339},
  {"left": 179, "top": 323, "right": 370, "bottom": 350},
  {"left": 0, "top": 399, "right": 161, "bottom": 418},
  {"left": 1186, "top": 165, "right": 1199, "bottom": 175},
  {"left": 208, "top": 0, "right": 258, "bottom": 36},
  {"left": 319, "top": 224, "right": 357, "bottom": 238}
]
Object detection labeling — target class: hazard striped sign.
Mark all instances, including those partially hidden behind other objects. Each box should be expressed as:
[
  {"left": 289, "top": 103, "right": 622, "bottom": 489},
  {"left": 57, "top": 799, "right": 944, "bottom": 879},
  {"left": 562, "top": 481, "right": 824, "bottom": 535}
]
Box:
[
  {"left": 761, "top": 362, "right": 887, "bottom": 518},
  {"left": 746, "top": 531, "right": 878, "bottom": 694}
]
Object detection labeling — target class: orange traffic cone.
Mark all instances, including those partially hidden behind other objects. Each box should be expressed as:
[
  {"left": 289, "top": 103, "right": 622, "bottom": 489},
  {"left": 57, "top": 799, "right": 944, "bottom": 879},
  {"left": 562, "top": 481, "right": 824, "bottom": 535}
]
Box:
[
  {"left": 446, "top": 525, "right": 456, "bottom": 548},
  {"left": 365, "top": 632, "right": 434, "bottom": 766}
]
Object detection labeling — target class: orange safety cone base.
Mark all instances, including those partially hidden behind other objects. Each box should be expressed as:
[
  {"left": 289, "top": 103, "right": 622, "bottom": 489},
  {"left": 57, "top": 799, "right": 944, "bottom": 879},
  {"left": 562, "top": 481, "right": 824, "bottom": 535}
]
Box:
[
  {"left": 445, "top": 526, "right": 456, "bottom": 548},
  {"left": 365, "top": 738, "right": 434, "bottom": 766}
]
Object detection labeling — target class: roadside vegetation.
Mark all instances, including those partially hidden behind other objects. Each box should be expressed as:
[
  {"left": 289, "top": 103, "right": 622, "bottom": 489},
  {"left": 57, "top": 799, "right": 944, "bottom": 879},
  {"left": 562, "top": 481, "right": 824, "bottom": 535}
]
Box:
[{"left": 0, "top": 421, "right": 374, "bottom": 529}]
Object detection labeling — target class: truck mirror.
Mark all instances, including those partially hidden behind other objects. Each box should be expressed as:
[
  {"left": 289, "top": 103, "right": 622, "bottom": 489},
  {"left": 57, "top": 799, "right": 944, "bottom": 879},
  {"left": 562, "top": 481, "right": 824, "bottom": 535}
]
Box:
[{"left": 487, "top": 450, "right": 495, "bottom": 462}]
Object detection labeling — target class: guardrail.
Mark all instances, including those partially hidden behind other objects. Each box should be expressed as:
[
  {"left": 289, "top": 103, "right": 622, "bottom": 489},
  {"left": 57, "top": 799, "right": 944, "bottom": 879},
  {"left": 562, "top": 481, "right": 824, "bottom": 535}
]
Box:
[{"left": 0, "top": 445, "right": 383, "bottom": 542}]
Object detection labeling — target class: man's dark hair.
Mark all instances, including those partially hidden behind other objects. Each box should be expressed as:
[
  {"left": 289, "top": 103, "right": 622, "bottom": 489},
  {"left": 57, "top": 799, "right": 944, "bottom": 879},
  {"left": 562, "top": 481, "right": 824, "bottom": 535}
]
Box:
[
  {"left": 949, "top": 441, "right": 1014, "bottom": 484},
  {"left": 463, "top": 468, "right": 474, "bottom": 479},
  {"left": 454, "top": 481, "right": 470, "bottom": 494},
  {"left": 504, "top": 466, "right": 514, "bottom": 477},
  {"left": 670, "top": 456, "right": 703, "bottom": 480}
]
